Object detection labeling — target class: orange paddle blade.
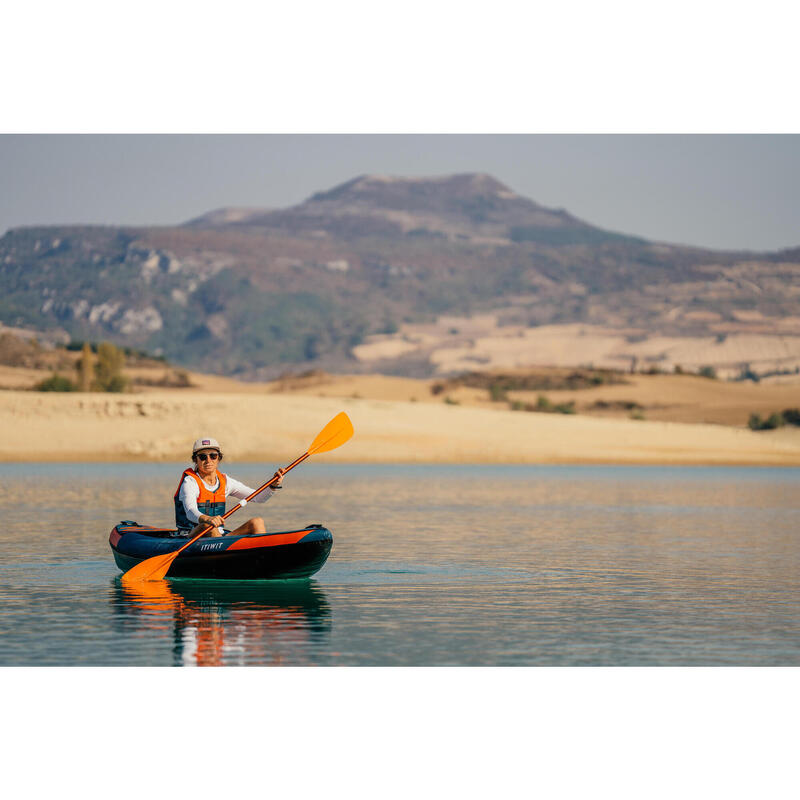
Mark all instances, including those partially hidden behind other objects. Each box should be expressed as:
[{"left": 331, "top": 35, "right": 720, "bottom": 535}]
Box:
[
  {"left": 121, "top": 549, "right": 180, "bottom": 584},
  {"left": 307, "top": 411, "right": 354, "bottom": 455}
]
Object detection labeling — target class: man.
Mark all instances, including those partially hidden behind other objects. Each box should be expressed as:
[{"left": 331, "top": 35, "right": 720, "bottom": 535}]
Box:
[{"left": 174, "top": 437, "right": 285, "bottom": 537}]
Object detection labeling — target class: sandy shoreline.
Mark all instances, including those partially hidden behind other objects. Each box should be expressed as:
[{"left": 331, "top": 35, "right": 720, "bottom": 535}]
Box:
[{"left": 2, "top": 390, "right": 800, "bottom": 466}]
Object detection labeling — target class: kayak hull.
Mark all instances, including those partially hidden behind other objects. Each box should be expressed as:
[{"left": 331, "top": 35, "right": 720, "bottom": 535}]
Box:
[{"left": 109, "top": 521, "right": 333, "bottom": 580}]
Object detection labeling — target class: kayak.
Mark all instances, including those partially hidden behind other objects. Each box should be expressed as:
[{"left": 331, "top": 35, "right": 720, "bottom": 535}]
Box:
[{"left": 109, "top": 521, "right": 333, "bottom": 580}]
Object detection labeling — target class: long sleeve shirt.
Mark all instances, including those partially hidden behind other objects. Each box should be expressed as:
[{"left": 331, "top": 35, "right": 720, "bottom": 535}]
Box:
[{"left": 178, "top": 474, "right": 276, "bottom": 525}]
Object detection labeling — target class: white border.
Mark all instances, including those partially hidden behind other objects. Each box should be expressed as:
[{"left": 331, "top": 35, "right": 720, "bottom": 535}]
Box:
[
  {"left": 2, "top": 667, "right": 797, "bottom": 798},
  {"left": 4, "top": 2, "right": 800, "bottom": 133}
]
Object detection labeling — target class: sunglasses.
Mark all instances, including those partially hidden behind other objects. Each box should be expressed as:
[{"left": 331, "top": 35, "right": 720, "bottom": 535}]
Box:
[{"left": 196, "top": 452, "right": 220, "bottom": 461}]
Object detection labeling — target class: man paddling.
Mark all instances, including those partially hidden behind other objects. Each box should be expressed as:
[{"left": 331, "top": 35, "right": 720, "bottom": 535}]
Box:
[{"left": 174, "top": 437, "right": 285, "bottom": 537}]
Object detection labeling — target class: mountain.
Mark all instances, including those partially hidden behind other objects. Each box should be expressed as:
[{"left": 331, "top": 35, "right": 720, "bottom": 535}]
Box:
[
  {"left": 188, "top": 173, "right": 641, "bottom": 245},
  {"left": 1, "top": 173, "right": 798, "bottom": 378}
]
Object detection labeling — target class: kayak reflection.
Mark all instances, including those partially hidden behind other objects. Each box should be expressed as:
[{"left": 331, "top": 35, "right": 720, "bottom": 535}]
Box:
[{"left": 113, "top": 578, "right": 331, "bottom": 666}]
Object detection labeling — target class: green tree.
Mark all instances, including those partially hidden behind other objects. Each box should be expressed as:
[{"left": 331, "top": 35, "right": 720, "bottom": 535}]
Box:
[{"left": 93, "top": 341, "right": 128, "bottom": 392}]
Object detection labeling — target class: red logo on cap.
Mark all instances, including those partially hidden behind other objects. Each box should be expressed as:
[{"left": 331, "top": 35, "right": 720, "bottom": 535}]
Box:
[{"left": 202, "top": 439, "right": 211, "bottom": 445}]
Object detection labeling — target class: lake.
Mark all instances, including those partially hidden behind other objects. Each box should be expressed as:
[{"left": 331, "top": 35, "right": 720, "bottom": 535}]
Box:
[{"left": 1, "top": 463, "right": 798, "bottom": 666}]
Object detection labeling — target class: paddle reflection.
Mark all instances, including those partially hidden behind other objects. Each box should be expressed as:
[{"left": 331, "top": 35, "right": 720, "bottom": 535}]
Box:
[{"left": 113, "top": 578, "right": 331, "bottom": 666}]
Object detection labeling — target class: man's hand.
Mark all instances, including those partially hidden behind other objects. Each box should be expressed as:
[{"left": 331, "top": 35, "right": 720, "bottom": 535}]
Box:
[
  {"left": 272, "top": 467, "right": 286, "bottom": 488},
  {"left": 198, "top": 514, "right": 225, "bottom": 536}
]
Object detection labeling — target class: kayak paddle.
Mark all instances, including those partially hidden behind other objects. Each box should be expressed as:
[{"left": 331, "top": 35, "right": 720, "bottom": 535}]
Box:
[{"left": 120, "top": 411, "right": 354, "bottom": 583}]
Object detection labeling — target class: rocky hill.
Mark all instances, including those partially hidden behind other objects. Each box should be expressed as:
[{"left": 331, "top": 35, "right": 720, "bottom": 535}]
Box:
[{"left": 1, "top": 173, "right": 798, "bottom": 378}]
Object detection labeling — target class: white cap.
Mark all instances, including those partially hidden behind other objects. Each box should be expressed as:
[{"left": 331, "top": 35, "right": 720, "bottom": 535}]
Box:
[{"left": 192, "top": 436, "right": 222, "bottom": 455}]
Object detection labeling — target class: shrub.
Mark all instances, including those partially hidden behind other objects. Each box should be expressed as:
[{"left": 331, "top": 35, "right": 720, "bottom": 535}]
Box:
[
  {"left": 765, "top": 413, "right": 784, "bottom": 429},
  {"left": 34, "top": 373, "right": 77, "bottom": 392},
  {"left": 698, "top": 365, "right": 717, "bottom": 379},
  {"left": 518, "top": 395, "right": 577, "bottom": 415},
  {"left": 590, "top": 400, "right": 643, "bottom": 411},
  {"left": 737, "top": 366, "right": 760, "bottom": 383},
  {"left": 103, "top": 374, "right": 129, "bottom": 393},
  {"left": 748, "top": 412, "right": 784, "bottom": 430},
  {"left": 781, "top": 408, "right": 800, "bottom": 426},
  {"left": 444, "top": 396, "right": 459, "bottom": 405},
  {"left": 442, "top": 369, "right": 628, "bottom": 393},
  {"left": 489, "top": 383, "right": 508, "bottom": 402},
  {"left": 749, "top": 409, "right": 800, "bottom": 430}
]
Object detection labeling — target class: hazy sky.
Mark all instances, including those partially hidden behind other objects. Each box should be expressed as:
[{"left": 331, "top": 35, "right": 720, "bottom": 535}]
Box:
[{"left": 1, "top": 134, "right": 798, "bottom": 251}]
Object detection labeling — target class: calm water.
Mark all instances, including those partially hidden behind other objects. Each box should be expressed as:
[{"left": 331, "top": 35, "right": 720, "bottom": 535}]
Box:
[{"left": 0, "top": 463, "right": 798, "bottom": 666}]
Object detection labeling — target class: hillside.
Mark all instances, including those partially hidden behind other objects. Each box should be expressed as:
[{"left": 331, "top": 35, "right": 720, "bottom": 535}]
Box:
[{"left": 1, "top": 173, "right": 799, "bottom": 378}]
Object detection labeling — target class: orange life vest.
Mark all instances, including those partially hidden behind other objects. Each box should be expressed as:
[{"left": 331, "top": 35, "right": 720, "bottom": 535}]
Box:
[{"left": 174, "top": 468, "right": 227, "bottom": 530}]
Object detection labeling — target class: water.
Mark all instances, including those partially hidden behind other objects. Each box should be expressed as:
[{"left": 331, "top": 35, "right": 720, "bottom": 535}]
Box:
[{"left": 1, "top": 463, "right": 798, "bottom": 665}]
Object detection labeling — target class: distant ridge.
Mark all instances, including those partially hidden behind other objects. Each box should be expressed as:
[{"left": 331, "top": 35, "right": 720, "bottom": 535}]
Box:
[
  {"left": 185, "top": 207, "right": 272, "bottom": 226},
  {"left": 192, "top": 172, "right": 603, "bottom": 243},
  {"left": 308, "top": 172, "right": 518, "bottom": 204},
  {"left": 0, "top": 172, "right": 798, "bottom": 378}
]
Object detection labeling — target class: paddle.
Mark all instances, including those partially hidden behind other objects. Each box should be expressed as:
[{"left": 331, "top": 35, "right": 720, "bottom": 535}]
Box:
[{"left": 120, "top": 411, "right": 354, "bottom": 583}]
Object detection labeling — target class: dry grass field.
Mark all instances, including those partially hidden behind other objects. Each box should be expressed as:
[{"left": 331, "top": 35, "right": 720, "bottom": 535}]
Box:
[
  {"left": 259, "top": 368, "right": 800, "bottom": 428},
  {"left": 353, "top": 319, "right": 800, "bottom": 380},
  {"left": 2, "top": 363, "right": 799, "bottom": 464}
]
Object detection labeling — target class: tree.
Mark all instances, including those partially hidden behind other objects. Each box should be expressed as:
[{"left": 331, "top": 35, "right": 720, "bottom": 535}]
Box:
[
  {"left": 93, "top": 341, "right": 128, "bottom": 392},
  {"left": 77, "top": 342, "right": 93, "bottom": 392}
]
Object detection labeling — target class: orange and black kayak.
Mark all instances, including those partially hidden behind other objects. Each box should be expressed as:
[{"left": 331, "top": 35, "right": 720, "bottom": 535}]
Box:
[{"left": 109, "top": 521, "right": 333, "bottom": 579}]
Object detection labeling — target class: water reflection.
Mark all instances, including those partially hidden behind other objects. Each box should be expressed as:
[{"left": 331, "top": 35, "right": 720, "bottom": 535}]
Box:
[{"left": 112, "top": 579, "right": 331, "bottom": 666}]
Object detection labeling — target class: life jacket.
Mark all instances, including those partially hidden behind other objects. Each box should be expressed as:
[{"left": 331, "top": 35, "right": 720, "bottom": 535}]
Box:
[{"left": 174, "top": 468, "right": 227, "bottom": 530}]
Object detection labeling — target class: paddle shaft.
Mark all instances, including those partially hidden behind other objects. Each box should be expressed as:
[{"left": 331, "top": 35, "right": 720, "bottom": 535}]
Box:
[{"left": 168, "top": 451, "right": 311, "bottom": 560}]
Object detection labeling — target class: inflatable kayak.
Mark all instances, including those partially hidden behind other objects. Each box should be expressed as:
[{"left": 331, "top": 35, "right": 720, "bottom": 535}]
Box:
[{"left": 109, "top": 521, "right": 333, "bottom": 579}]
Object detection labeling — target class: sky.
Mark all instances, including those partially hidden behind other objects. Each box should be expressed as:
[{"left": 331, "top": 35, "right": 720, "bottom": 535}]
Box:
[{"left": 1, "top": 134, "right": 799, "bottom": 252}]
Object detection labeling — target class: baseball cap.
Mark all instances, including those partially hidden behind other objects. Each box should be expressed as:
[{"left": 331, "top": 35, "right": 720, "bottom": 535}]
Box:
[{"left": 192, "top": 436, "right": 222, "bottom": 455}]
